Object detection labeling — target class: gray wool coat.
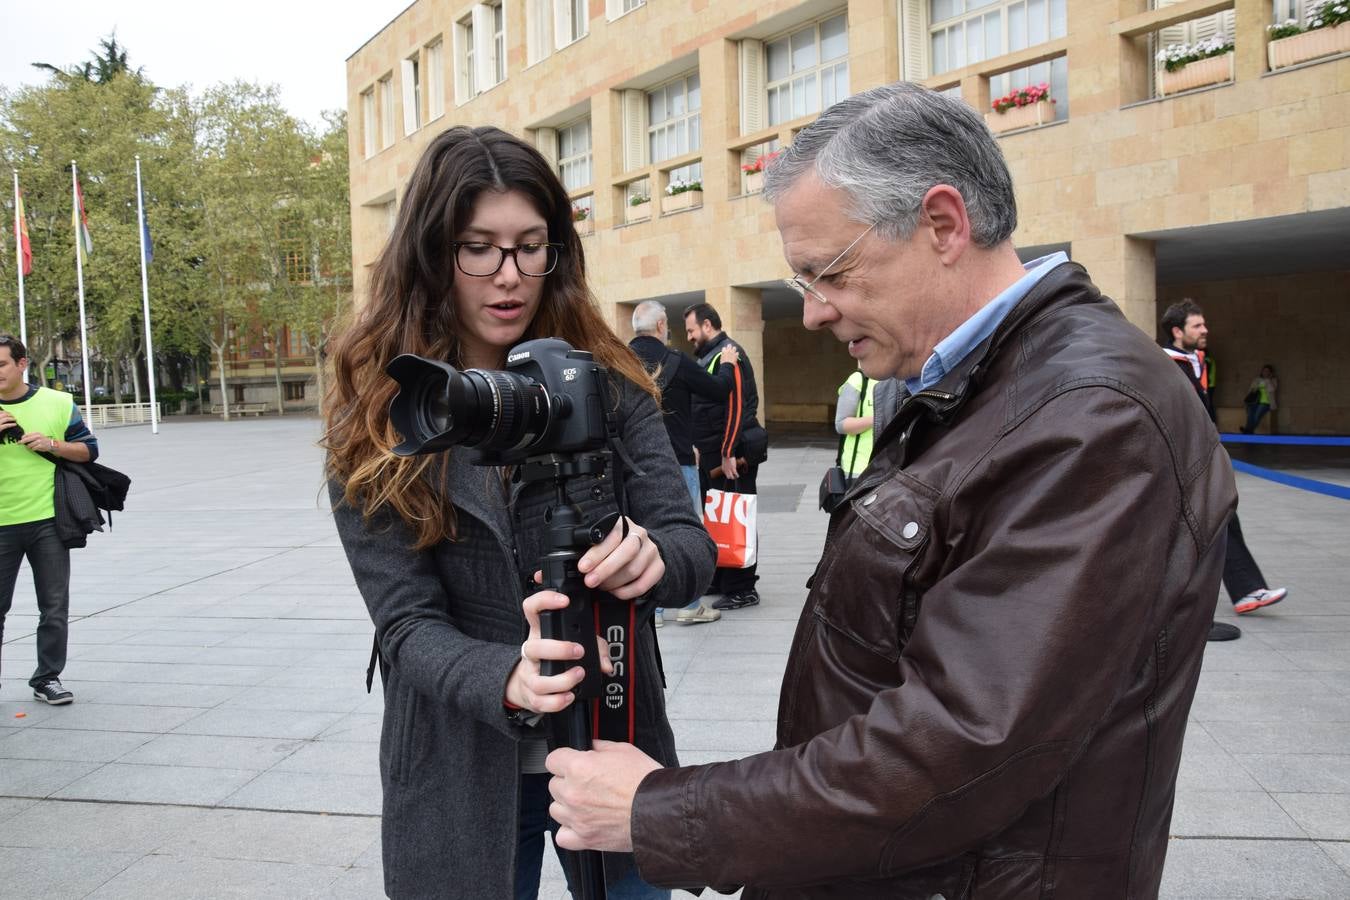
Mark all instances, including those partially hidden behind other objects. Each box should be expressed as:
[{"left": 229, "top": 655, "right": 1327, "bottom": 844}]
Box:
[{"left": 330, "top": 379, "right": 716, "bottom": 900}]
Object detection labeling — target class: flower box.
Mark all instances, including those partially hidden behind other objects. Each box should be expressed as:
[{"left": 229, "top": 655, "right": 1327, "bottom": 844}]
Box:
[
  {"left": 984, "top": 99, "right": 1053, "bottom": 134},
  {"left": 1159, "top": 50, "right": 1234, "bottom": 96},
  {"left": 575, "top": 217, "right": 594, "bottom": 236},
  {"left": 625, "top": 199, "right": 651, "bottom": 224},
  {"left": 745, "top": 171, "right": 765, "bottom": 194},
  {"left": 1268, "top": 22, "right": 1350, "bottom": 70},
  {"left": 663, "top": 189, "right": 702, "bottom": 213}
]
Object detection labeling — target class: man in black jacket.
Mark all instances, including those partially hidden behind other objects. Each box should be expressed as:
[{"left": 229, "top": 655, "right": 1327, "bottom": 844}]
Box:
[
  {"left": 629, "top": 301, "right": 740, "bottom": 625},
  {"left": 1161, "top": 300, "right": 1289, "bottom": 643},
  {"left": 683, "top": 303, "right": 766, "bottom": 610}
]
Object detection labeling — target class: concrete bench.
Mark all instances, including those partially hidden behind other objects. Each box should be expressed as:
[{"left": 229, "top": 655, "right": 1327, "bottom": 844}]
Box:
[{"left": 210, "top": 403, "right": 269, "bottom": 417}]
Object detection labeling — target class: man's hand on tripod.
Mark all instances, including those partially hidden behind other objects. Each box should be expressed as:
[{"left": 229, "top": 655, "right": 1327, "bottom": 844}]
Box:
[
  {"left": 548, "top": 739, "right": 660, "bottom": 853},
  {"left": 508, "top": 590, "right": 615, "bottom": 714},
  {"left": 576, "top": 516, "right": 665, "bottom": 600}
]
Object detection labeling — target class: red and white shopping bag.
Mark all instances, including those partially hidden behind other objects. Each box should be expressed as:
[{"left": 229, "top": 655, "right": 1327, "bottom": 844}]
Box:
[{"left": 703, "top": 488, "right": 757, "bottom": 568}]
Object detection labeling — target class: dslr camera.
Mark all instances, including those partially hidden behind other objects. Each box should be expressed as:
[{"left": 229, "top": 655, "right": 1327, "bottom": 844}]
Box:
[{"left": 386, "top": 337, "right": 610, "bottom": 463}]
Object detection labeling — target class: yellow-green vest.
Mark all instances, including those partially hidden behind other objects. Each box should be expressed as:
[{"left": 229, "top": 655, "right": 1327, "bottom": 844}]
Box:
[
  {"left": 840, "top": 371, "right": 875, "bottom": 477},
  {"left": 0, "top": 387, "right": 73, "bottom": 526}
]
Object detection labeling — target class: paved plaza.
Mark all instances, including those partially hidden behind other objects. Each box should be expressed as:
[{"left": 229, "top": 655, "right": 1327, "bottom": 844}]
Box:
[{"left": 1, "top": 416, "right": 1348, "bottom": 899}]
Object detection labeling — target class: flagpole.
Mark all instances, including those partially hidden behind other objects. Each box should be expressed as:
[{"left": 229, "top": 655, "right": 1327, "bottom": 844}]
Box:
[
  {"left": 71, "top": 161, "right": 93, "bottom": 417},
  {"left": 12, "top": 170, "right": 30, "bottom": 383},
  {"left": 134, "top": 155, "right": 159, "bottom": 434}
]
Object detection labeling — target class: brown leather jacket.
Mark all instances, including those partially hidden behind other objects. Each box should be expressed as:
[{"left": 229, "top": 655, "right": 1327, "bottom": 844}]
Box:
[{"left": 631, "top": 264, "right": 1236, "bottom": 899}]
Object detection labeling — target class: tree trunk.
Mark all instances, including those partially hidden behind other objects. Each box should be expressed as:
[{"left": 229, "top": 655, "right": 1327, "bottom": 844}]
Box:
[
  {"left": 111, "top": 358, "right": 123, "bottom": 403},
  {"left": 313, "top": 332, "right": 326, "bottom": 417},
  {"left": 215, "top": 345, "right": 230, "bottom": 421},
  {"left": 131, "top": 353, "right": 144, "bottom": 406},
  {"left": 273, "top": 328, "right": 285, "bottom": 416}
]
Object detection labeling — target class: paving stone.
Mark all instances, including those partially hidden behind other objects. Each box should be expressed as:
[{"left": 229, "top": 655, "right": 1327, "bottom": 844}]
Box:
[
  {"left": 222, "top": 770, "right": 382, "bottom": 816},
  {"left": 271, "top": 740, "right": 379, "bottom": 776},
  {"left": 1170, "top": 790, "right": 1307, "bottom": 839},
  {"left": 118, "top": 733, "right": 305, "bottom": 770},
  {"left": 170, "top": 707, "right": 345, "bottom": 740},
  {"left": 1234, "top": 754, "right": 1350, "bottom": 793},
  {"left": 154, "top": 807, "right": 379, "bottom": 866},
  {"left": 0, "top": 726, "right": 153, "bottom": 763},
  {"left": 0, "top": 758, "right": 101, "bottom": 797},
  {"left": 320, "top": 865, "right": 389, "bottom": 898},
  {"left": 0, "top": 799, "right": 209, "bottom": 853},
  {"left": 1274, "top": 793, "right": 1350, "bottom": 840},
  {"left": 1158, "top": 838, "right": 1350, "bottom": 898},
  {"left": 83, "top": 854, "right": 346, "bottom": 899},
  {"left": 53, "top": 762, "right": 259, "bottom": 806},
  {"left": 0, "top": 797, "right": 37, "bottom": 823},
  {"left": 0, "top": 846, "right": 139, "bottom": 900},
  {"left": 26, "top": 702, "right": 206, "bottom": 735}
]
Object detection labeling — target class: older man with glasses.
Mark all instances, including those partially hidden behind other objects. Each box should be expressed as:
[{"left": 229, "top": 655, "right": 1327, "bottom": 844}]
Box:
[{"left": 546, "top": 82, "right": 1237, "bottom": 899}]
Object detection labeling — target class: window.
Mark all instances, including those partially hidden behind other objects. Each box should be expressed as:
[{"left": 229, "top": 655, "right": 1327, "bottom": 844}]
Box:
[
  {"left": 456, "top": 15, "right": 477, "bottom": 101},
  {"left": 566, "top": 0, "right": 588, "bottom": 41},
  {"left": 361, "top": 89, "right": 377, "bottom": 157},
  {"left": 284, "top": 243, "right": 311, "bottom": 284},
  {"left": 927, "top": 0, "right": 1067, "bottom": 76},
  {"left": 491, "top": 2, "right": 506, "bottom": 85},
  {"left": 287, "top": 330, "right": 306, "bottom": 358},
  {"left": 765, "top": 14, "right": 850, "bottom": 126},
  {"left": 378, "top": 75, "right": 395, "bottom": 148},
  {"left": 648, "top": 73, "right": 702, "bottom": 186},
  {"left": 558, "top": 118, "right": 593, "bottom": 191},
  {"left": 607, "top": 0, "right": 645, "bottom": 17},
  {"left": 285, "top": 381, "right": 306, "bottom": 401},
  {"left": 426, "top": 39, "right": 445, "bottom": 119},
  {"left": 402, "top": 53, "right": 422, "bottom": 135},
  {"left": 233, "top": 384, "right": 246, "bottom": 404}
]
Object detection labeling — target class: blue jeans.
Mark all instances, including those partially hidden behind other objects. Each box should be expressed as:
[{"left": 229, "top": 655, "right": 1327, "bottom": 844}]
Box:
[
  {"left": 516, "top": 772, "right": 669, "bottom": 900},
  {"left": 1244, "top": 402, "right": 1270, "bottom": 433},
  {"left": 0, "top": 518, "right": 71, "bottom": 687},
  {"left": 657, "top": 466, "right": 706, "bottom": 615}
]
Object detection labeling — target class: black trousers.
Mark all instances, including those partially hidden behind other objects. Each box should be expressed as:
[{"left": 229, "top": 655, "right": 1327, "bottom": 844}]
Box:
[
  {"left": 1222, "top": 513, "right": 1267, "bottom": 603},
  {"left": 699, "top": 453, "right": 759, "bottom": 596},
  {"left": 0, "top": 518, "right": 71, "bottom": 687}
]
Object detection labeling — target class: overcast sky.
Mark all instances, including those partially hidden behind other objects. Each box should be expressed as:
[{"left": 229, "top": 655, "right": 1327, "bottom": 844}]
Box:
[{"left": 0, "top": 0, "right": 414, "bottom": 127}]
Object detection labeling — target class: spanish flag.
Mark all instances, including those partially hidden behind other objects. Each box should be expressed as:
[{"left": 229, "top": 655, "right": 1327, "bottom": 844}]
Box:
[
  {"left": 15, "top": 191, "right": 31, "bottom": 276},
  {"left": 73, "top": 176, "right": 92, "bottom": 259}
]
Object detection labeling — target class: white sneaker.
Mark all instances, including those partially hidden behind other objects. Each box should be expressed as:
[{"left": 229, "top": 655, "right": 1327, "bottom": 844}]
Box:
[{"left": 676, "top": 603, "right": 722, "bottom": 625}]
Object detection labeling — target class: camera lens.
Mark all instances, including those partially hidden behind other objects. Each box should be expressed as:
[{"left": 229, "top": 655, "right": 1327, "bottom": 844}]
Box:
[{"left": 387, "top": 355, "right": 552, "bottom": 456}]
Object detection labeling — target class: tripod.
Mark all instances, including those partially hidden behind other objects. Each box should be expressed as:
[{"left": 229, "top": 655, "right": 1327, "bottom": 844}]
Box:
[{"left": 521, "top": 450, "right": 630, "bottom": 900}]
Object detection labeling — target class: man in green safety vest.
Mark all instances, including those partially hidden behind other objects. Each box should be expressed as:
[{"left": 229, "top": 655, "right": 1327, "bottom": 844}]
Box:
[{"left": 0, "top": 335, "right": 100, "bottom": 705}]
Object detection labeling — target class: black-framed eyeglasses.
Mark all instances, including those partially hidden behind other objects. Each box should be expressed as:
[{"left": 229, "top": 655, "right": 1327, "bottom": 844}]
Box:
[
  {"left": 782, "top": 223, "right": 876, "bottom": 305},
  {"left": 450, "top": 241, "right": 563, "bottom": 278}
]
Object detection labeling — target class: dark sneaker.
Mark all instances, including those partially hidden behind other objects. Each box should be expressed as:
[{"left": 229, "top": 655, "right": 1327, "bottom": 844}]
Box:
[
  {"left": 33, "top": 680, "right": 74, "bottom": 705},
  {"left": 1207, "top": 622, "right": 1241, "bottom": 642},
  {"left": 712, "top": 591, "right": 760, "bottom": 610}
]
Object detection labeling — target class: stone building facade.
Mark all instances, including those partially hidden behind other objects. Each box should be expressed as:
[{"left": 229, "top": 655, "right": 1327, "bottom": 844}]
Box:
[{"left": 347, "top": 0, "right": 1350, "bottom": 432}]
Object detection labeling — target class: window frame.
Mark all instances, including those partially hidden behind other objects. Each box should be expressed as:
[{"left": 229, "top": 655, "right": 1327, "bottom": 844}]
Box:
[
  {"left": 378, "top": 74, "right": 395, "bottom": 149},
  {"left": 360, "top": 88, "right": 377, "bottom": 158},
  {"left": 764, "top": 11, "right": 851, "bottom": 127},
  {"left": 426, "top": 38, "right": 446, "bottom": 120},
  {"left": 557, "top": 117, "right": 594, "bottom": 193},
  {"left": 926, "top": 0, "right": 1068, "bottom": 78}
]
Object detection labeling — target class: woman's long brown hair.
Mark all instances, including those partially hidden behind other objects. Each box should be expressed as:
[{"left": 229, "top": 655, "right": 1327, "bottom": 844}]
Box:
[{"left": 322, "top": 126, "right": 656, "bottom": 549}]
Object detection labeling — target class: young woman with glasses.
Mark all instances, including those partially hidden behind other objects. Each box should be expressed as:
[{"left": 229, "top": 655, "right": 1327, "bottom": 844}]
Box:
[{"left": 322, "top": 126, "right": 714, "bottom": 900}]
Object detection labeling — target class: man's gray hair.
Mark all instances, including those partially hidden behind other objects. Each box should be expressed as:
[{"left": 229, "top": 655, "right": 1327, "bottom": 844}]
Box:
[
  {"left": 763, "top": 82, "right": 1017, "bottom": 247},
  {"left": 631, "top": 299, "right": 667, "bottom": 336}
]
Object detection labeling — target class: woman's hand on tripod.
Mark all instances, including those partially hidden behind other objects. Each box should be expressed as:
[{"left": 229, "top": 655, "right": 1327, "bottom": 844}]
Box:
[
  {"left": 508, "top": 589, "right": 615, "bottom": 714},
  {"left": 576, "top": 516, "right": 665, "bottom": 600}
]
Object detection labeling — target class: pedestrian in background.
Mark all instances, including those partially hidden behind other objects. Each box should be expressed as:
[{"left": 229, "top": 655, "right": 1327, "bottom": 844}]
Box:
[
  {"left": 1241, "top": 363, "right": 1278, "bottom": 434},
  {"left": 833, "top": 366, "right": 875, "bottom": 485},
  {"left": 628, "top": 299, "right": 740, "bottom": 626},
  {"left": 0, "top": 335, "right": 99, "bottom": 706}
]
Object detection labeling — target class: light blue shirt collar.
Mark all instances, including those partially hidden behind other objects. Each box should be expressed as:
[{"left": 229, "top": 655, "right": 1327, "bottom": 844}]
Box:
[{"left": 904, "top": 251, "right": 1069, "bottom": 395}]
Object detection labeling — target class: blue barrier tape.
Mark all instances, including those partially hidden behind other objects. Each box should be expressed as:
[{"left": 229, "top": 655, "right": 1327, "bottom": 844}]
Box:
[
  {"left": 1229, "top": 460, "right": 1350, "bottom": 501},
  {"left": 1220, "top": 433, "right": 1350, "bottom": 446}
]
